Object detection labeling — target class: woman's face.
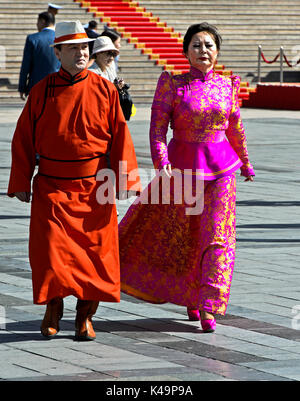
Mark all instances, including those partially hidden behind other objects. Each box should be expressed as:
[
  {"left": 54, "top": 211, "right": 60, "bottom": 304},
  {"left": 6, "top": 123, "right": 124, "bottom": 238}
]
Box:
[
  {"left": 113, "top": 37, "right": 121, "bottom": 50},
  {"left": 185, "top": 31, "right": 218, "bottom": 73},
  {"left": 95, "top": 51, "right": 115, "bottom": 70}
]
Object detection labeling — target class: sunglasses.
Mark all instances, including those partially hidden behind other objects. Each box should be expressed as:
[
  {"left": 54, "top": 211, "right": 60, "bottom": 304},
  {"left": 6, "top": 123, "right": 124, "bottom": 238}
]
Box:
[{"left": 102, "top": 51, "right": 116, "bottom": 57}]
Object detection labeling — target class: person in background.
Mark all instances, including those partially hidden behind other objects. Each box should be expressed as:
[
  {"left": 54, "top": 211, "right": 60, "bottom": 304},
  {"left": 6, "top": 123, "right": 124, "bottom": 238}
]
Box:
[
  {"left": 85, "top": 20, "right": 100, "bottom": 56},
  {"left": 47, "top": 3, "right": 62, "bottom": 16},
  {"left": 18, "top": 12, "right": 60, "bottom": 100},
  {"left": 118, "top": 22, "right": 255, "bottom": 333},
  {"left": 89, "top": 36, "right": 133, "bottom": 121},
  {"left": 101, "top": 28, "right": 121, "bottom": 73},
  {"left": 88, "top": 36, "right": 119, "bottom": 82},
  {"left": 8, "top": 20, "right": 141, "bottom": 341}
]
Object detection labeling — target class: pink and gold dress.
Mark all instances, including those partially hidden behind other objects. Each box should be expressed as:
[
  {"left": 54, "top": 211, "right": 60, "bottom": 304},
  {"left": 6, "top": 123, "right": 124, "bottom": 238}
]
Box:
[{"left": 119, "top": 67, "right": 254, "bottom": 315}]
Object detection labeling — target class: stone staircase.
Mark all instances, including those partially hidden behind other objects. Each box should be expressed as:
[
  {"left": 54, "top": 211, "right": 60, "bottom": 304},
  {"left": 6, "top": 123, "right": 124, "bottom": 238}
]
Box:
[
  {"left": 0, "top": 0, "right": 168, "bottom": 103},
  {"left": 1, "top": 0, "right": 300, "bottom": 104},
  {"left": 76, "top": 0, "right": 252, "bottom": 103},
  {"left": 0, "top": 0, "right": 97, "bottom": 102},
  {"left": 138, "top": 0, "right": 300, "bottom": 83}
]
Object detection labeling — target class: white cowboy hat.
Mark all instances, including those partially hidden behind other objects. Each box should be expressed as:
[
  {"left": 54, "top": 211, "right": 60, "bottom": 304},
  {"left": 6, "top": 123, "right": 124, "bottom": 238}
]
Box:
[
  {"left": 92, "top": 36, "right": 119, "bottom": 56},
  {"left": 48, "top": 3, "right": 63, "bottom": 9},
  {"left": 50, "top": 20, "right": 95, "bottom": 47}
]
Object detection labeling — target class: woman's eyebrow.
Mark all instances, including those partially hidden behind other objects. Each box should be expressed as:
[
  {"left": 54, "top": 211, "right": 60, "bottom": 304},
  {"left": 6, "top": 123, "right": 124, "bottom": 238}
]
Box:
[{"left": 192, "top": 40, "right": 213, "bottom": 45}]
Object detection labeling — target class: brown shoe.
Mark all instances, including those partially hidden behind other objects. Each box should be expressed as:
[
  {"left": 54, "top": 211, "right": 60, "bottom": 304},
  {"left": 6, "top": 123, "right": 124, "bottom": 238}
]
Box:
[
  {"left": 40, "top": 297, "right": 64, "bottom": 338},
  {"left": 75, "top": 300, "right": 99, "bottom": 341}
]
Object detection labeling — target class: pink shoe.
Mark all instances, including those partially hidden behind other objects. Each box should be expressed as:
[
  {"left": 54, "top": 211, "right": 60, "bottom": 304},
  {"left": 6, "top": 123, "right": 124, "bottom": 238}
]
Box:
[
  {"left": 201, "top": 318, "right": 216, "bottom": 333},
  {"left": 187, "top": 308, "right": 200, "bottom": 321}
]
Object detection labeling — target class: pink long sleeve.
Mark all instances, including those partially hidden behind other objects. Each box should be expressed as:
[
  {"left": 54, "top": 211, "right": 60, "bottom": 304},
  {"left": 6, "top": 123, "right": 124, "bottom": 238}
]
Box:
[
  {"left": 225, "top": 76, "right": 255, "bottom": 177},
  {"left": 149, "top": 72, "right": 174, "bottom": 170}
]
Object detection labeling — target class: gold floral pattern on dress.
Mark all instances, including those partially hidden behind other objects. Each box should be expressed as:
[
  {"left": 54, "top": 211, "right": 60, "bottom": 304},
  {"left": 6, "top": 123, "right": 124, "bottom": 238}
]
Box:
[{"left": 119, "top": 67, "right": 254, "bottom": 316}]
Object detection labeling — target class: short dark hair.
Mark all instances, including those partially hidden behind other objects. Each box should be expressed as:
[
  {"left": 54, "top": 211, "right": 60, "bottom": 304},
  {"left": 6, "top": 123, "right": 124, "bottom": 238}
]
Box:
[
  {"left": 88, "top": 20, "right": 98, "bottom": 30},
  {"left": 38, "top": 11, "right": 55, "bottom": 26},
  {"left": 183, "top": 22, "right": 222, "bottom": 53},
  {"left": 101, "top": 28, "right": 121, "bottom": 43}
]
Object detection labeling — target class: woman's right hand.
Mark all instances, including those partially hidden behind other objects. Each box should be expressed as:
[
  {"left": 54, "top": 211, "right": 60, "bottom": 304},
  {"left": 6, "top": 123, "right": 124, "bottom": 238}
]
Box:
[{"left": 114, "top": 78, "right": 125, "bottom": 90}]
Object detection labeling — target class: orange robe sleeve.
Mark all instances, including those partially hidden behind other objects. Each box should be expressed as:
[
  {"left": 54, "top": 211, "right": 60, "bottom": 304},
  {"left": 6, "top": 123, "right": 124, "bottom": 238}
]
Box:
[
  {"left": 7, "top": 94, "right": 37, "bottom": 197},
  {"left": 108, "top": 87, "right": 142, "bottom": 198}
]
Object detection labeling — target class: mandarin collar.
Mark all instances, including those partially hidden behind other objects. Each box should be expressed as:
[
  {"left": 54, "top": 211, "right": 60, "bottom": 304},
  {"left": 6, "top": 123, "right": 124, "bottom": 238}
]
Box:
[
  {"left": 58, "top": 66, "right": 88, "bottom": 83},
  {"left": 189, "top": 66, "right": 214, "bottom": 81}
]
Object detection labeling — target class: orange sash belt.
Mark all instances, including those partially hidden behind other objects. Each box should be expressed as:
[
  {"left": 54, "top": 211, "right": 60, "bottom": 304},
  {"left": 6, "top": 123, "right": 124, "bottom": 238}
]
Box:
[{"left": 38, "top": 154, "right": 107, "bottom": 179}]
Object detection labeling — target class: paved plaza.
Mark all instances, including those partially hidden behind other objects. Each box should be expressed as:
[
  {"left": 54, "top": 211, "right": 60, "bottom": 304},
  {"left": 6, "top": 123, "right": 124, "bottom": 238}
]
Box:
[{"left": 0, "top": 103, "right": 300, "bottom": 383}]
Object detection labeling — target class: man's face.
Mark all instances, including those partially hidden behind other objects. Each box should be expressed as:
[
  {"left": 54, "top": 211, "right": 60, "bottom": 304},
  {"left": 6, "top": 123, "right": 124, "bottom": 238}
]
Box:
[
  {"left": 37, "top": 17, "right": 46, "bottom": 32},
  {"left": 54, "top": 43, "right": 89, "bottom": 75},
  {"left": 48, "top": 7, "right": 58, "bottom": 16}
]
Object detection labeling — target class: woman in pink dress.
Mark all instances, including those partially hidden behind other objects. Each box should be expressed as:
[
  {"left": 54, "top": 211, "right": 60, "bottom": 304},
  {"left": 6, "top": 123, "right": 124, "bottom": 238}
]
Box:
[{"left": 119, "top": 23, "right": 255, "bottom": 332}]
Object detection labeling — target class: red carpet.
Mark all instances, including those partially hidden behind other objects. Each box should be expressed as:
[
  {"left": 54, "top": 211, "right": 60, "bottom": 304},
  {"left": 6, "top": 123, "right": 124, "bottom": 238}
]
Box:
[
  {"left": 75, "top": 0, "right": 253, "bottom": 105},
  {"left": 243, "top": 83, "right": 300, "bottom": 110}
]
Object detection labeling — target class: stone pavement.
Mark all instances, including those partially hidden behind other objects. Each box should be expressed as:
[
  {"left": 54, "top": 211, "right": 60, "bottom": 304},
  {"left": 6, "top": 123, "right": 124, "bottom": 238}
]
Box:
[{"left": 0, "top": 102, "right": 300, "bottom": 384}]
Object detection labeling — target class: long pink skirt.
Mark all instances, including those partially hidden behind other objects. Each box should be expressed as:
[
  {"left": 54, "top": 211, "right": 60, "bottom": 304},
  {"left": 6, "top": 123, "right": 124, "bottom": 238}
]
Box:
[{"left": 119, "top": 173, "right": 236, "bottom": 315}]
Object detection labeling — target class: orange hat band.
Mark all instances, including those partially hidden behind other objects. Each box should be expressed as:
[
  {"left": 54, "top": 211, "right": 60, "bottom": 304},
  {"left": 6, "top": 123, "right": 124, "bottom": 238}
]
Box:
[{"left": 54, "top": 32, "right": 88, "bottom": 43}]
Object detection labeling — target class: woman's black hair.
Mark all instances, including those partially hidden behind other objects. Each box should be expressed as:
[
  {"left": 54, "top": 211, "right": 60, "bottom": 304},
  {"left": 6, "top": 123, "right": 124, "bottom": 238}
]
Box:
[
  {"left": 183, "top": 22, "right": 222, "bottom": 53},
  {"left": 100, "top": 28, "right": 121, "bottom": 43}
]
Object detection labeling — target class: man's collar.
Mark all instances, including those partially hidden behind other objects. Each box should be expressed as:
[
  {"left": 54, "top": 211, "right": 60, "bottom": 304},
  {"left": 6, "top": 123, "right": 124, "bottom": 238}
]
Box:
[{"left": 58, "top": 66, "right": 89, "bottom": 83}]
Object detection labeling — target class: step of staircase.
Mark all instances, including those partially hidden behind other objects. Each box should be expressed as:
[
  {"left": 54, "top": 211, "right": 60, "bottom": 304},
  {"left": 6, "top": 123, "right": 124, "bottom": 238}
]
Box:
[
  {"left": 2, "top": 0, "right": 300, "bottom": 104},
  {"left": 0, "top": 0, "right": 167, "bottom": 103}
]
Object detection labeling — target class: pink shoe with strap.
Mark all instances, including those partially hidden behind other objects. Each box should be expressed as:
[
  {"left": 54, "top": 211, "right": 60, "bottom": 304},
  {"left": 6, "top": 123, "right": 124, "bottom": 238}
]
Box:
[
  {"left": 187, "top": 308, "right": 200, "bottom": 321},
  {"left": 201, "top": 318, "right": 216, "bottom": 333}
]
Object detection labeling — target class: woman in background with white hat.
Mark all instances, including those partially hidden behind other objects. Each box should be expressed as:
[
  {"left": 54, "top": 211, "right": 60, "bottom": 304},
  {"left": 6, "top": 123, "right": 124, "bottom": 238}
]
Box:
[
  {"left": 89, "top": 36, "right": 133, "bottom": 121},
  {"left": 89, "top": 36, "right": 119, "bottom": 82}
]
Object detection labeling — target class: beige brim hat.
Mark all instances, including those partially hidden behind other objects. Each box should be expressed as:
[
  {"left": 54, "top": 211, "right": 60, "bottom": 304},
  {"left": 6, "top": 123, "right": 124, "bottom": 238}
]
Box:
[
  {"left": 92, "top": 36, "right": 119, "bottom": 56},
  {"left": 50, "top": 20, "right": 95, "bottom": 47}
]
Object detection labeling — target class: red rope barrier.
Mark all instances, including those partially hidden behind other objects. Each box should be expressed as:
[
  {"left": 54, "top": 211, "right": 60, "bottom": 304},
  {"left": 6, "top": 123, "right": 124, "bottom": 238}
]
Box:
[
  {"left": 260, "top": 50, "right": 279, "bottom": 64},
  {"left": 283, "top": 53, "right": 300, "bottom": 68},
  {"left": 260, "top": 49, "right": 300, "bottom": 67}
]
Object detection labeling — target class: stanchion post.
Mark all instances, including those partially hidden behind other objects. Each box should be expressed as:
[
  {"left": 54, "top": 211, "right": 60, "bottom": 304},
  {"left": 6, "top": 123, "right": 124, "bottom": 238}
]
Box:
[
  {"left": 257, "top": 45, "right": 261, "bottom": 83},
  {"left": 280, "top": 46, "right": 284, "bottom": 85}
]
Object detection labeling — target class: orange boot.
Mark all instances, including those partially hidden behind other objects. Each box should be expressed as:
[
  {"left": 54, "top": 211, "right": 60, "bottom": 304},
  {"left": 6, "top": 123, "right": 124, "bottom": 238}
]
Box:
[
  {"left": 75, "top": 300, "right": 99, "bottom": 341},
  {"left": 40, "top": 297, "right": 64, "bottom": 338}
]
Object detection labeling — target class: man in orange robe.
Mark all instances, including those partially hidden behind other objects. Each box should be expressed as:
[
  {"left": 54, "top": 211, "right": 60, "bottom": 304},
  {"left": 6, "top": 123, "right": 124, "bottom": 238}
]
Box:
[{"left": 7, "top": 21, "right": 141, "bottom": 341}]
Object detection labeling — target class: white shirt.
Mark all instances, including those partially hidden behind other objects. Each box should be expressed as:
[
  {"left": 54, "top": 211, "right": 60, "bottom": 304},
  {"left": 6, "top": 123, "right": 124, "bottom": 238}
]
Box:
[{"left": 88, "top": 61, "right": 117, "bottom": 83}]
